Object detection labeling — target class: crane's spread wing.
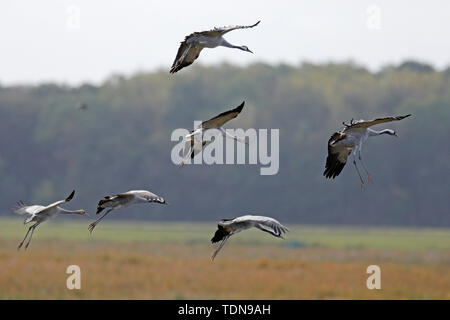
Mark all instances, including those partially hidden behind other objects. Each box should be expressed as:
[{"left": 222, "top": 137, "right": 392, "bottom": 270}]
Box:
[
  {"left": 14, "top": 202, "right": 45, "bottom": 216},
  {"left": 233, "top": 215, "right": 288, "bottom": 238},
  {"left": 126, "top": 190, "right": 166, "bottom": 204},
  {"left": 346, "top": 114, "right": 411, "bottom": 129},
  {"left": 188, "top": 20, "right": 261, "bottom": 39},
  {"left": 170, "top": 40, "right": 203, "bottom": 73},
  {"left": 199, "top": 101, "right": 245, "bottom": 129},
  {"left": 114, "top": 193, "right": 135, "bottom": 199},
  {"left": 97, "top": 192, "right": 135, "bottom": 213},
  {"left": 323, "top": 132, "right": 351, "bottom": 179},
  {"left": 212, "top": 20, "right": 261, "bottom": 35},
  {"left": 254, "top": 219, "right": 289, "bottom": 238},
  {"left": 43, "top": 190, "right": 75, "bottom": 210}
]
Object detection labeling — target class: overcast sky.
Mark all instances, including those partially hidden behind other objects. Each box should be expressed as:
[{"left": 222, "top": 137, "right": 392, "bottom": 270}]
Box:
[{"left": 1, "top": 0, "right": 449, "bottom": 85}]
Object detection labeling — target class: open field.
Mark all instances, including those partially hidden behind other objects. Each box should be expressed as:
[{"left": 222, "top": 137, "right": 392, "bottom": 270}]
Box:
[{"left": 0, "top": 218, "right": 449, "bottom": 299}]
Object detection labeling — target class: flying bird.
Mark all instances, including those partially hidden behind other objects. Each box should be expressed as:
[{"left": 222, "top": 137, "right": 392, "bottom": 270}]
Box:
[
  {"left": 210, "top": 215, "right": 289, "bottom": 261},
  {"left": 180, "top": 101, "right": 248, "bottom": 167},
  {"left": 76, "top": 102, "right": 88, "bottom": 110},
  {"left": 88, "top": 190, "right": 167, "bottom": 233},
  {"left": 323, "top": 114, "right": 411, "bottom": 188},
  {"left": 14, "top": 190, "right": 88, "bottom": 250},
  {"left": 170, "top": 21, "right": 260, "bottom": 73}
]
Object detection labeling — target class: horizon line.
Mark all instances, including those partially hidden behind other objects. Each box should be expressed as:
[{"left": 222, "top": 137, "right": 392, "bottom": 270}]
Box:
[{"left": 1, "top": 58, "right": 447, "bottom": 88}]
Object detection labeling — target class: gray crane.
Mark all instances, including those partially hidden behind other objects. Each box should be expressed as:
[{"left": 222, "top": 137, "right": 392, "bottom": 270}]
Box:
[
  {"left": 170, "top": 21, "right": 260, "bottom": 73},
  {"left": 180, "top": 101, "right": 247, "bottom": 167},
  {"left": 89, "top": 190, "right": 168, "bottom": 234},
  {"left": 76, "top": 102, "right": 88, "bottom": 110},
  {"left": 14, "top": 190, "right": 88, "bottom": 250},
  {"left": 210, "top": 215, "right": 289, "bottom": 261},
  {"left": 324, "top": 114, "right": 411, "bottom": 188}
]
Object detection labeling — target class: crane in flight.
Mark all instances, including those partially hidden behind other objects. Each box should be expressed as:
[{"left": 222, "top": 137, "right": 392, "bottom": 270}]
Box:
[
  {"left": 170, "top": 21, "right": 260, "bottom": 73},
  {"left": 76, "top": 102, "right": 88, "bottom": 110},
  {"left": 89, "top": 190, "right": 167, "bottom": 234},
  {"left": 210, "top": 215, "right": 289, "bottom": 261},
  {"left": 180, "top": 101, "right": 248, "bottom": 167},
  {"left": 14, "top": 190, "right": 88, "bottom": 250},
  {"left": 323, "top": 114, "right": 411, "bottom": 188}
]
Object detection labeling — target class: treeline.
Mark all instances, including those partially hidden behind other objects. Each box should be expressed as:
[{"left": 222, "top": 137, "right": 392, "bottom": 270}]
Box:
[{"left": 0, "top": 61, "right": 449, "bottom": 227}]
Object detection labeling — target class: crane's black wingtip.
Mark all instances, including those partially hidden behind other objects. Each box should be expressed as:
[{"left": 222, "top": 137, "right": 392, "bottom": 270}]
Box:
[
  {"left": 323, "top": 155, "right": 345, "bottom": 179},
  {"left": 397, "top": 114, "right": 411, "bottom": 120},
  {"left": 235, "top": 101, "right": 245, "bottom": 112},
  {"left": 66, "top": 190, "right": 75, "bottom": 202}
]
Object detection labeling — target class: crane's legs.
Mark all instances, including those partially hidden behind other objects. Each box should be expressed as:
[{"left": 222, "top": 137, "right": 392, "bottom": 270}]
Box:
[
  {"left": 88, "top": 209, "right": 113, "bottom": 234},
  {"left": 353, "top": 157, "right": 365, "bottom": 190},
  {"left": 25, "top": 224, "right": 38, "bottom": 249},
  {"left": 18, "top": 226, "right": 32, "bottom": 250},
  {"left": 358, "top": 150, "right": 373, "bottom": 183},
  {"left": 211, "top": 235, "right": 230, "bottom": 261},
  {"left": 18, "top": 223, "right": 39, "bottom": 250}
]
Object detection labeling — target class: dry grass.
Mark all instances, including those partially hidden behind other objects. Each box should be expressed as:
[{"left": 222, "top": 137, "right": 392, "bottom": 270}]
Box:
[{"left": 1, "top": 239, "right": 449, "bottom": 300}]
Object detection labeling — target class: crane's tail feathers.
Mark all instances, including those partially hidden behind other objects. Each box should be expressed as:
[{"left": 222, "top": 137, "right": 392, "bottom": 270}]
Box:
[
  {"left": 211, "top": 226, "right": 230, "bottom": 243},
  {"left": 13, "top": 201, "right": 27, "bottom": 214}
]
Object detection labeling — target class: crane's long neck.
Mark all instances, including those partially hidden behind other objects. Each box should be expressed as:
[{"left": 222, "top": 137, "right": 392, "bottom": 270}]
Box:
[
  {"left": 221, "top": 39, "right": 243, "bottom": 50},
  {"left": 58, "top": 208, "right": 84, "bottom": 215},
  {"left": 367, "top": 128, "right": 395, "bottom": 137}
]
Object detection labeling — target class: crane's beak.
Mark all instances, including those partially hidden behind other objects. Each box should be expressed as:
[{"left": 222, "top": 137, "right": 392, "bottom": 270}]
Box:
[
  {"left": 81, "top": 211, "right": 90, "bottom": 217},
  {"left": 248, "top": 49, "right": 254, "bottom": 54}
]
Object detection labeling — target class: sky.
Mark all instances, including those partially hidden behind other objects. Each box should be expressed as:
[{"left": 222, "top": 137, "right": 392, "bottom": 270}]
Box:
[{"left": 1, "top": 0, "right": 449, "bottom": 85}]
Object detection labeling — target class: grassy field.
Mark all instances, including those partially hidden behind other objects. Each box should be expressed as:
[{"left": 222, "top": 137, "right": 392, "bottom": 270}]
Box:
[{"left": 0, "top": 218, "right": 449, "bottom": 299}]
